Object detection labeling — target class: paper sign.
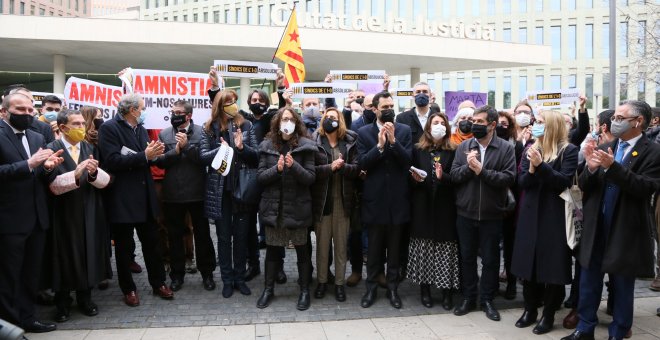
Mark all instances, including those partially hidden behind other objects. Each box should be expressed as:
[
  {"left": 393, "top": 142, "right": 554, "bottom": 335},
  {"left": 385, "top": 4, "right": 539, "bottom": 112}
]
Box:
[
  {"left": 329, "top": 70, "right": 386, "bottom": 83},
  {"left": 32, "top": 92, "right": 65, "bottom": 107},
  {"left": 64, "top": 77, "right": 123, "bottom": 120},
  {"left": 289, "top": 82, "right": 356, "bottom": 99},
  {"left": 526, "top": 89, "right": 580, "bottom": 110},
  {"left": 444, "top": 91, "right": 487, "bottom": 121},
  {"left": 358, "top": 83, "right": 384, "bottom": 95},
  {"left": 214, "top": 60, "right": 279, "bottom": 79},
  {"left": 409, "top": 166, "right": 428, "bottom": 179},
  {"left": 120, "top": 68, "right": 213, "bottom": 129},
  {"left": 391, "top": 88, "right": 415, "bottom": 98},
  {"left": 211, "top": 143, "right": 234, "bottom": 176}
]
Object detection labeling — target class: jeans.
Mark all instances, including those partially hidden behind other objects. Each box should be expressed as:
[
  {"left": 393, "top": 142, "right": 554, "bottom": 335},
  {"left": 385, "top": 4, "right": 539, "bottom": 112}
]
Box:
[
  {"left": 455, "top": 215, "right": 502, "bottom": 303},
  {"left": 215, "top": 191, "right": 249, "bottom": 285}
]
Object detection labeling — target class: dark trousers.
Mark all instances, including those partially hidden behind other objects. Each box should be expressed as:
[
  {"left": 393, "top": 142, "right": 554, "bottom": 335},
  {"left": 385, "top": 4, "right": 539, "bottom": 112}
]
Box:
[
  {"left": 456, "top": 216, "right": 502, "bottom": 303},
  {"left": 163, "top": 201, "right": 216, "bottom": 280},
  {"left": 502, "top": 214, "right": 516, "bottom": 286},
  {"left": 522, "top": 281, "right": 565, "bottom": 315},
  {"left": 246, "top": 209, "right": 260, "bottom": 267},
  {"left": 54, "top": 289, "right": 92, "bottom": 309},
  {"left": 215, "top": 191, "right": 249, "bottom": 285},
  {"left": 113, "top": 221, "right": 166, "bottom": 294},
  {"left": 366, "top": 224, "right": 404, "bottom": 289},
  {"left": 348, "top": 229, "right": 363, "bottom": 273},
  {"left": 0, "top": 228, "right": 46, "bottom": 326}
]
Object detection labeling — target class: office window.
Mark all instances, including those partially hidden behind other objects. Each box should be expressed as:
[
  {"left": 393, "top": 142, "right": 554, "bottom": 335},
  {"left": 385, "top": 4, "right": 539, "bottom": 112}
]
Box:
[
  {"left": 519, "top": 27, "right": 527, "bottom": 43},
  {"left": 346, "top": 0, "right": 352, "bottom": 23},
  {"left": 519, "top": 76, "right": 528, "bottom": 99},
  {"left": 585, "top": 24, "right": 593, "bottom": 58},
  {"left": 193, "top": 13, "right": 198, "bottom": 22},
  {"left": 357, "top": 0, "right": 364, "bottom": 13},
  {"left": 213, "top": 10, "right": 219, "bottom": 23},
  {"left": 0, "top": 0, "right": 3, "bottom": 13},
  {"left": 487, "top": 0, "right": 495, "bottom": 15},
  {"left": 503, "top": 76, "right": 512, "bottom": 109},
  {"left": 619, "top": 73, "right": 628, "bottom": 100},
  {"left": 503, "top": 0, "right": 512, "bottom": 14},
  {"left": 585, "top": 0, "right": 593, "bottom": 7},
  {"left": 183, "top": 14, "right": 187, "bottom": 21},
  {"left": 9, "top": 0, "right": 15, "bottom": 13},
  {"left": 40, "top": 7, "right": 45, "bottom": 15},
  {"left": 535, "top": 75, "right": 544, "bottom": 90},
  {"left": 145, "top": 0, "right": 149, "bottom": 9},
  {"left": 503, "top": 28, "right": 512, "bottom": 42},
  {"left": 457, "top": 1, "right": 464, "bottom": 16},
  {"left": 602, "top": 23, "right": 609, "bottom": 58},
  {"left": 568, "top": 0, "right": 576, "bottom": 9},
  {"left": 247, "top": 6, "right": 254, "bottom": 24},
  {"left": 535, "top": 26, "right": 543, "bottom": 45},
  {"left": 398, "top": 0, "right": 406, "bottom": 17},
  {"left": 384, "top": 0, "right": 391, "bottom": 16},
  {"left": 442, "top": 78, "right": 450, "bottom": 109},
  {"left": 568, "top": 25, "right": 576, "bottom": 59},
  {"left": 551, "top": 26, "right": 561, "bottom": 60},
  {"left": 551, "top": 0, "right": 560, "bottom": 10},
  {"left": 203, "top": 11, "right": 208, "bottom": 22},
  {"left": 457, "top": 74, "right": 465, "bottom": 91},
  {"left": 519, "top": 0, "right": 527, "bottom": 12},
  {"left": 568, "top": 74, "right": 577, "bottom": 88},
  {"left": 550, "top": 75, "right": 561, "bottom": 89},
  {"left": 442, "top": 0, "right": 450, "bottom": 18},
  {"left": 173, "top": 15, "right": 177, "bottom": 21},
  {"left": 619, "top": 22, "right": 628, "bottom": 57},
  {"left": 488, "top": 77, "right": 496, "bottom": 106},
  {"left": 412, "top": 0, "right": 421, "bottom": 17},
  {"left": 638, "top": 20, "right": 646, "bottom": 55},
  {"left": 472, "top": 78, "right": 481, "bottom": 91},
  {"left": 472, "top": 0, "right": 480, "bottom": 16},
  {"left": 258, "top": 5, "right": 265, "bottom": 24},
  {"left": 425, "top": 0, "right": 434, "bottom": 19},
  {"left": 30, "top": 5, "right": 35, "bottom": 14},
  {"left": 603, "top": 73, "right": 610, "bottom": 109},
  {"left": 20, "top": 1, "right": 24, "bottom": 14},
  {"left": 638, "top": 76, "right": 645, "bottom": 101},
  {"left": 236, "top": 7, "right": 242, "bottom": 24},
  {"left": 535, "top": 0, "right": 542, "bottom": 11},
  {"left": 372, "top": 0, "right": 378, "bottom": 16},
  {"left": 223, "top": 9, "right": 228, "bottom": 23},
  {"left": 152, "top": 0, "right": 155, "bottom": 8},
  {"left": 585, "top": 74, "right": 593, "bottom": 109}
]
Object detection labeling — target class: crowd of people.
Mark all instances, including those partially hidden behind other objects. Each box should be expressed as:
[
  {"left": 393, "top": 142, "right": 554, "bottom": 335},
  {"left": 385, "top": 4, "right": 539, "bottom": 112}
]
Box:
[{"left": 0, "top": 69, "right": 659, "bottom": 340}]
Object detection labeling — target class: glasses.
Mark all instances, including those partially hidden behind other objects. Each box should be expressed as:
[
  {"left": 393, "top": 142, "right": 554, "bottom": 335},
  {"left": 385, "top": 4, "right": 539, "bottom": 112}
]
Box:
[
  {"left": 610, "top": 115, "right": 638, "bottom": 123},
  {"left": 169, "top": 110, "right": 188, "bottom": 115}
]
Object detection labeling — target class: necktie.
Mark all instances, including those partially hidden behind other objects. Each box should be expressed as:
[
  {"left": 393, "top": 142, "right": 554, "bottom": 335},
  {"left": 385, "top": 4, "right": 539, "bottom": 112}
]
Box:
[
  {"left": 614, "top": 141, "right": 629, "bottom": 164},
  {"left": 15, "top": 132, "right": 29, "bottom": 158},
  {"left": 15, "top": 132, "right": 24, "bottom": 140},
  {"left": 69, "top": 145, "right": 79, "bottom": 163},
  {"left": 601, "top": 141, "right": 630, "bottom": 234}
]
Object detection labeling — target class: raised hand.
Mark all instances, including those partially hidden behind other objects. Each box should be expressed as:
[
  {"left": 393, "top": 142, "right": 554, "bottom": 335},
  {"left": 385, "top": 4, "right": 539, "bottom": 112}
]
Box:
[
  {"left": 74, "top": 159, "right": 89, "bottom": 180},
  {"left": 85, "top": 155, "right": 99, "bottom": 175},
  {"left": 234, "top": 127, "right": 243, "bottom": 150},
  {"left": 331, "top": 153, "right": 345, "bottom": 171},
  {"left": 277, "top": 154, "right": 285, "bottom": 172},
  {"left": 175, "top": 132, "right": 188, "bottom": 153},
  {"left": 145, "top": 140, "right": 165, "bottom": 160},
  {"left": 28, "top": 148, "right": 54, "bottom": 169},
  {"left": 43, "top": 149, "right": 64, "bottom": 171},
  {"left": 435, "top": 161, "right": 443, "bottom": 179},
  {"left": 285, "top": 152, "right": 294, "bottom": 168}
]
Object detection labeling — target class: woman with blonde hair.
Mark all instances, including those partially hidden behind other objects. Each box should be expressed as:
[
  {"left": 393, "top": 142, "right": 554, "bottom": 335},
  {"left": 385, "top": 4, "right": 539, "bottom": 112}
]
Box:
[{"left": 511, "top": 110, "right": 578, "bottom": 335}]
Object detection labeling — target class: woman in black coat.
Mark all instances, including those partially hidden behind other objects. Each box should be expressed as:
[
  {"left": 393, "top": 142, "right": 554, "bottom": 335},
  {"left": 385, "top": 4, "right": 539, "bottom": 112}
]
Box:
[
  {"left": 407, "top": 113, "right": 459, "bottom": 310},
  {"left": 256, "top": 107, "right": 317, "bottom": 311},
  {"left": 512, "top": 110, "right": 578, "bottom": 335}
]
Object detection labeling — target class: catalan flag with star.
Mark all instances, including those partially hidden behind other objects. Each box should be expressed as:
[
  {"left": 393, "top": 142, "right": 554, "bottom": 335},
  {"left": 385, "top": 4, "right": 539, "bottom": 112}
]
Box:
[{"left": 275, "top": 7, "right": 305, "bottom": 88}]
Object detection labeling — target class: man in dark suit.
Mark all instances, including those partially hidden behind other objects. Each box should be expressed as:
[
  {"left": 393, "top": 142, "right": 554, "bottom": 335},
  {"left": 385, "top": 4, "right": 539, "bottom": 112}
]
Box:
[
  {"left": 0, "top": 93, "right": 64, "bottom": 333},
  {"left": 357, "top": 91, "right": 412, "bottom": 309},
  {"left": 395, "top": 81, "right": 432, "bottom": 144},
  {"left": 563, "top": 100, "right": 660, "bottom": 340},
  {"left": 97, "top": 93, "right": 174, "bottom": 307},
  {"left": 2, "top": 86, "right": 56, "bottom": 144}
]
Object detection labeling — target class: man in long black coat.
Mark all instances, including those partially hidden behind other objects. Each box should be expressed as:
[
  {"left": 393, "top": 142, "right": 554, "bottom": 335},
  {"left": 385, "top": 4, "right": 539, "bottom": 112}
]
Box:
[{"left": 563, "top": 100, "right": 660, "bottom": 340}]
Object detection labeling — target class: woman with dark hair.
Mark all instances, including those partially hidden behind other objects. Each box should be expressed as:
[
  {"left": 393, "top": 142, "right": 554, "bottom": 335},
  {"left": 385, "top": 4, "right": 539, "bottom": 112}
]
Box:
[
  {"left": 80, "top": 106, "right": 105, "bottom": 146},
  {"left": 513, "top": 99, "right": 535, "bottom": 147},
  {"left": 310, "top": 107, "right": 359, "bottom": 302},
  {"left": 408, "top": 112, "right": 460, "bottom": 310},
  {"left": 200, "top": 89, "right": 259, "bottom": 298},
  {"left": 256, "top": 107, "right": 317, "bottom": 311},
  {"left": 512, "top": 110, "right": 578, "bottom": 335}
]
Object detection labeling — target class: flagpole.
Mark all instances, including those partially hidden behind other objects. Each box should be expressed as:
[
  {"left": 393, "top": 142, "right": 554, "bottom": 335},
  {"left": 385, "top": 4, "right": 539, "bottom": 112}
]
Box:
[{"left": 260, "top": 3, "right": 296, "bottom": 89}]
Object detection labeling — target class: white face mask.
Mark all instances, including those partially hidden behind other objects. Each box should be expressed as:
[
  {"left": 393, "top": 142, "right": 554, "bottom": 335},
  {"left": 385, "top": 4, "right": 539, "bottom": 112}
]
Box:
[
  {"left": 430, "top": 124, "right": 446, "bottom": 140},
  {"left": 515, "top": 114, "right": 531, "bottom": 127},
  {"left": 280, "top": 121, "right": 296, "bottom": 136}
]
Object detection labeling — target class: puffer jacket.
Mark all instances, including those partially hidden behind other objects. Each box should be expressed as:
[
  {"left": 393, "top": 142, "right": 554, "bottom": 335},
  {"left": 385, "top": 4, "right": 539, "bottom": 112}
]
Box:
[
  {"left": 257, "top": 137, "right": 316, "bottom": 229},
  {"left": 199, "top": 119, "right": 258, "bottom": 220},
  {"left": 310, "top": 130, "right": 360, "bottom": 224}
]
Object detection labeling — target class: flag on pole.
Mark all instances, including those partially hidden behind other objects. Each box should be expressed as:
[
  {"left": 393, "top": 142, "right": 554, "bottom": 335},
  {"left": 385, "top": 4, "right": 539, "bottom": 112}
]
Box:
[{"left": 274, "top": 8, "right": 305, "bottom": 88}]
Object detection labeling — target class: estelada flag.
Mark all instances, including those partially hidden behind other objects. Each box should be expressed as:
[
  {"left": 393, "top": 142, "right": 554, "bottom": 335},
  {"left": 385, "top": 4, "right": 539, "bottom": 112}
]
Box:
[{"left": 274, "top": 8, "right": 305, "bottom": 88}]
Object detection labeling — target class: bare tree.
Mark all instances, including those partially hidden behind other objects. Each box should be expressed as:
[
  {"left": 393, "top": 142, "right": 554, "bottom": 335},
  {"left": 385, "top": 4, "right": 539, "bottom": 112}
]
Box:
[{"left": 619, "top": 2, "right": 659, "bottom": 87}]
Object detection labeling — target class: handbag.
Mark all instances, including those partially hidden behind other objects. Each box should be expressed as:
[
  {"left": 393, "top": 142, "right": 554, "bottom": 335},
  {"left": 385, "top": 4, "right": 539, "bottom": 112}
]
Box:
[
  {"left": 560, "top": 171, "right": 583, "bottom": 249},
  {"left": 228, "top": 122, "right": 260, "bottom": 205}
]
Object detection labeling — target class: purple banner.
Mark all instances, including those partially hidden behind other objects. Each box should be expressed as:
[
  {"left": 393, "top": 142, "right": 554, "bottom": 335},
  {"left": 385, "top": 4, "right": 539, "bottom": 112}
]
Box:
[{"left": 444, "top": 91, "right": 487, "bottom": 121}]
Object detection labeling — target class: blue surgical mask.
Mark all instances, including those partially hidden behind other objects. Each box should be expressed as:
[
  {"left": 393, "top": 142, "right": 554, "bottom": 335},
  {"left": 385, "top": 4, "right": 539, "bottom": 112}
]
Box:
[
  {"left": 43, "top": 111, "right": 58, "bottom": 122},
  {"left": 134, "top": 110, "right": 147, "bottom": 125},
  {"left": 531, "top": 123, "right": 545, "bottom": 138}
]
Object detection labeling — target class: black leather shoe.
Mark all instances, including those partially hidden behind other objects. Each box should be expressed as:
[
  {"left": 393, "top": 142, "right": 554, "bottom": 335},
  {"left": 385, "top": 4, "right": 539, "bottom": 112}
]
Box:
[
  {"left": 335, "top": 285, "right": 346, "bottom": 302},
  {"left": 275, "top": 269, "right": 287, "bottom": 284},
  {"left": 222, "top": 284, "right": 233, "bottom": 298},
  {"left": 420, "top": 284, "right": 433, "bottom": 308},
  {"left": 533, "top": 315, "right": 554, "bottom": 335},
  {"left": 386, "top": 289, "right": 402, "bottom": 309},
  {"left": 361, "top": 288, "right": 377, "bottom": 308},
  {"left": 54, "top": 307, "right": 70, "bottom": 323},
  {"left": 170, "top": 278, "right": 183, "bottom": 292},
  {"left": 22, "top": 320, "right": 57, "bottom": 333},
  {"left": 256, "top": 287, "right": 274, "bottom": 309},
  {"left": 78, "top": 300, "right": 99, "bottom": 317},
  {"left": 441, "top": 289, "right": 454, "bottom": 311},
  {"left": 314, "top": 283, "right": 327, "bottom": 299},
  {"left": 481, "top": 301, "right": 501, "bottom": 321},
  {"left": 202, "top": 275, "right": 216, "bottom": 291},
  {"left": 515, "top": 310, "right": 538, "bottom": 328},
  {"left": 560, "top": 330, "right": 595, "bottom": 340},
  {"left": 245, "top": 265, "right": 261, "bottom": 282},
  {"left": 234, "top": 281, "right": 251, "bottom": 295},
  {"left": 296, "top": 288, "right": 311, "bottom": 311},
  {"left": 453, "top": 299, "right": 476, "bottom": 316},
  {"left": 504, "top": 282, "right": 517, "bottom": 300}
]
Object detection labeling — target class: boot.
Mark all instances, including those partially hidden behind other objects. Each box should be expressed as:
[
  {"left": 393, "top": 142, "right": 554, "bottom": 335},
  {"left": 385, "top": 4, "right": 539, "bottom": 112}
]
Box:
[
  {"left": 420, "top": 284, "right": 433, "bottom": 308},
  {"left": 441, "top": 288, "right": 454, "bottom": 311},
  {"left": 256, "top": 261, "right": 277, "bottom": 309},
  {"left": 296, "top": 261, "right": 311, "bottom": 311}
]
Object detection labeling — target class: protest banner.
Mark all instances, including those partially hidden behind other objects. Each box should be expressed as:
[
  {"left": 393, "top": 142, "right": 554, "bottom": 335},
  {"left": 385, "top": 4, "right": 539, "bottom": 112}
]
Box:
[
  {"left": 32, "top": 92, "right": 65, "bottom": 107},
  {"left": 120, "top": 68, "right": 213, "bottom": 129},
  {"left": 64, "top": 77, "right": 123, "bottom": 119},
  {"left": 444, "top": 91, "right": 487, "bottom": 121},
  {"left": 289, "top": 82, "right": 356, "bottom": 99},
  {"left": 526, "top": 88, "right": 580, "bottom": 110},
  {"left": 390, "top": 88, "right": 415, "bottom": 98},
  {"left": 214, "top": 60, "right": 279, "bottom": 79},
  {"left": 329, "top": 70, "right": 386, "bottom": 83}
]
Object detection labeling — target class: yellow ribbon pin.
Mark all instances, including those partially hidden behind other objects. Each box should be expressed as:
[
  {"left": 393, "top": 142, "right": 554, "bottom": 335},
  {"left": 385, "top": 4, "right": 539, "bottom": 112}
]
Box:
[{"left": 632, "top": 151, "right": 638, "bottom": 157}]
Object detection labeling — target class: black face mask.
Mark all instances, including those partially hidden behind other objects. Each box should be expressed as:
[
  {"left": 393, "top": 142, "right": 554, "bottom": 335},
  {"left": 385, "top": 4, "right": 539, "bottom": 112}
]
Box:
[
  {"left": 496, "top": 125, "right": 509, "bottom": 139},
  {"left": 363, "top": 109, "right": 376, "bottom": 122},
  {"left": 355, "top": 98, "right": 364, "bottom": 105},
  {"left": 322, "top": 118, "right": 339, "bottom": 133},
  {"left": 380, "top": 109, "right": 395, "bottom": 123},
  {"left": 93, "top": 118, "right": 105, "bottom": 131},
  {"left": 458, "top": 120, "right": 473, "bottom": 134},
  {"left": 170, "top": 114, "right": 187, "bottom": 129},
  {"left": 471, "top": 123, "right": 489, "bottom": 139},
  {"left": 414, "top": 93, "right": 430, "bottom": 107},
  {"left": 249, "top": 103, "right": 268, "bottom": 116},
  {"left": 8, "top": 112, "right": 33, "bottom": 131}
]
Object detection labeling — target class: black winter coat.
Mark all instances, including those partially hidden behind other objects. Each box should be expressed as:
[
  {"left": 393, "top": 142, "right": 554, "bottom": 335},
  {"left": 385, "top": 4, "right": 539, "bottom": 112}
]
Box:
[
  {"left": 410, "top": 147, "right": 457, "bottom": 242},
  {"left": 310, "top": 130, "right": 360, "bottom": 223},
  {"left": 578, "top": 137, "right": 660, "bottom": 278},
  {"left": 512, "top": 144, "right": 578, "bottom": 285},
  {"left": 395, "top": 108, "right": 425, "bottom": 144},
  {"left": 257, "top": 137, "right": 316, "bottom": 229}
]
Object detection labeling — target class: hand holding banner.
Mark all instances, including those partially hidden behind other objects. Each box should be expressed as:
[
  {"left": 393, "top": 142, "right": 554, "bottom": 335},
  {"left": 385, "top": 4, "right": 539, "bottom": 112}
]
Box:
[
  {"left": 526, "top": 89, "right": 580, "bottom": 110},
  {"left": 289, "top": 82, "right": 356, "bottom": 99}
]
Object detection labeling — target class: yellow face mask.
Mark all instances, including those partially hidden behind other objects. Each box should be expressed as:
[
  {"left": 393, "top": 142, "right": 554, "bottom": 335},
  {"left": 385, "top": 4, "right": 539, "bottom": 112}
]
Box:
[
  {"left": 224, "top": 103, "right": 239, "bottom": 117},
  {"left": 64, "top": 127, "right": 86, "bottom": 144}
]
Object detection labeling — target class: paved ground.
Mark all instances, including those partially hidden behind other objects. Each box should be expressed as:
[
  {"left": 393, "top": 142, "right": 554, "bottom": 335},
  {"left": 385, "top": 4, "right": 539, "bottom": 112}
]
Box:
[{"left": 33, "top": 230, "right": 660, "bottom": 336}]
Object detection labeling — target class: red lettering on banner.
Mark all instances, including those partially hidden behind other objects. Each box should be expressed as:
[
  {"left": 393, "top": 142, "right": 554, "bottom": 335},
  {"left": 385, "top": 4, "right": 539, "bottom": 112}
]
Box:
[
  {"left": 94, "top": 87, "right": 106, "bottom": 105},
  {"left": 188, "top": 77, "right": 198, "bottom": 96},
  {"left": 81, "top": 84, "right": 95, "bottom": 102},
  {"left": 69, "top": 83, "right": 79, "bottom": 101},
  {"left": 134, "top": 76, "right": 143, "bottom": 93},
  {"left": 160, "top": 77, "right": 171, "bottom": 95},
  {"left": 145, "top": 76, "right": 159, "bottom": 94},
  {"left": 112, "top": 90, "right": 122, "bottom": 107},
  {"left": 177, "top": 77, "right": 188, "bottom": 96}
]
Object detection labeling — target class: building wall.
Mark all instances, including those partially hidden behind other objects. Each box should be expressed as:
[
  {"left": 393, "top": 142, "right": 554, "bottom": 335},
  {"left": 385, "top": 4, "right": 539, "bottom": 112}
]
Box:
[
  {"left": 0, "top": 0, "right": 91, "bottom": 16},
  {"left": 139, "top": 0, "right": 659, "bottom": 113},
  {"left": 92, "top": 0, "right": 140, "bottom": 16}
]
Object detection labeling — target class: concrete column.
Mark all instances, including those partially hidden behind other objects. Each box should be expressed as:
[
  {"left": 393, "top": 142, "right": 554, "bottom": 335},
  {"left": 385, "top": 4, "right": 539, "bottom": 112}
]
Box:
[
  {"left": 239, "top": 77, "right": 251, "bottom": 111},
  {"left": 410, "top": 67, "right": 420, "bottom": 86},
  {"left": 53, "top": 54, "right": 66, "bottom": 93}
]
